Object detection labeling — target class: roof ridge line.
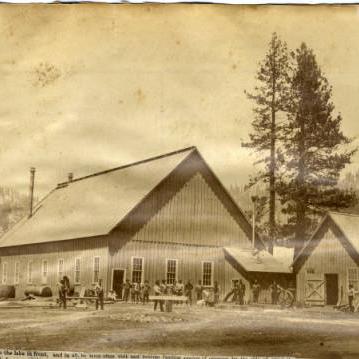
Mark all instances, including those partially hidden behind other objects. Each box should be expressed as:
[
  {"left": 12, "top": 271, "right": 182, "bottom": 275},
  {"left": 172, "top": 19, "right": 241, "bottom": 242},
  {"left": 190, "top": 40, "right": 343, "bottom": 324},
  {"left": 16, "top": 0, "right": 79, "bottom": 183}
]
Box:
[
  {"left": 329, "top": 211, "right": 359, "bottom": 217},
  {"left": 57, "top": 146, "right": 197, "bottom": 187}
]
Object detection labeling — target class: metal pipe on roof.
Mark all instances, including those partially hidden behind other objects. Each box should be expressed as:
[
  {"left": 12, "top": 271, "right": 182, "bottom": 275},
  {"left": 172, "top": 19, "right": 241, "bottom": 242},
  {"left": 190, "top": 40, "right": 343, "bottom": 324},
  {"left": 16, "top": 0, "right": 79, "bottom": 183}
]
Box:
[
  {"left": 68, "top": 172, "right": 73, "bottom": 183},
  {"left": 29, "top": 167, "right": 35, "bottom": 218}
]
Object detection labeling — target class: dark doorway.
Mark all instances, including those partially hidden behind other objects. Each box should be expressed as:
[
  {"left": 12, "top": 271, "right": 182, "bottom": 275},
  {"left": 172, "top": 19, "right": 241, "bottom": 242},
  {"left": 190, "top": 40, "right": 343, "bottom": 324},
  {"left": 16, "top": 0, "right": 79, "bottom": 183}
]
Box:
[
  {"left": 325, "top": 273, "right": 338, "bottom": 305},
  {"left": 112, "top": 269, "right": 125, "bottom": 299}
]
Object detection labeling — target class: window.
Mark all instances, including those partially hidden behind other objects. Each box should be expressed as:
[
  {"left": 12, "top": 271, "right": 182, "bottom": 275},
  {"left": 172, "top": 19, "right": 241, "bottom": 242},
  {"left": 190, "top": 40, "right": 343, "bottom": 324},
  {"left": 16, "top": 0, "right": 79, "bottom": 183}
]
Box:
[
  {"left": 166, "top": 259, "right": 177, "bottom": 284},
  {"left": 27, "top": 261, "right": 33, "bottom": 284},
  {"left": 93, "top": 257, "right": 100, "bottom": 283},
  {"left": 58, "top": 259, "right": 64, "bottom": 279},
  {"left": 202, "top": 261, "right": 213, "bottom": 286},
  {"left": 2, "top": 262, "right": 7, "bottom": 284},
  {"left": 348, "top": 267, "right": 359, "bottom": 290},
  {"left": 131, "top": 257, "right": 143, "bottom": 284},
  {"left": 42, "top": 260, "right": 48, "bottom": 284},
  {"left": 74, "top": 258, "right": 81, "bottom": 284},
  {"left": 14, "top": 262, "right": 20, "bottom": 284}
]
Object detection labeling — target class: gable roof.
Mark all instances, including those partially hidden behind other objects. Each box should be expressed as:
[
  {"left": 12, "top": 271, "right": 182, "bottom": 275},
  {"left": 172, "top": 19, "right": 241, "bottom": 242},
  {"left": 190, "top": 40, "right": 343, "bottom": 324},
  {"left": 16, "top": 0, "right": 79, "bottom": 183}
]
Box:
[
  {"left": 293, "top": 211, "right": 359, "bottom": 271},
  {"left": 0, "top": 146, "right": 262, "bottom": 249}
]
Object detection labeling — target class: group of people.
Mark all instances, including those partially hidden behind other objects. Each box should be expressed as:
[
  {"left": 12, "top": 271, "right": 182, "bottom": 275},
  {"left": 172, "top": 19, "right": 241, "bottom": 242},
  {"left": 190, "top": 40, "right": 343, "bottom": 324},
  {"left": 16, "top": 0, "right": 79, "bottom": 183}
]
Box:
[
  {"left": 123, "top": 279, "right": 151, "bottom": 304},
  {"left": 152, "top": 279, "right": 221, "bottom": 311},
  {"left": 224, "top": 279, "right": 247, "bottom": 304},
  {"left": 56, "top": 276, "right": 104, "bottom": 310},
  {"left": 121, "top": 278, "right": 221, "bottom": 311},
  {"left": 224, "top": 279, "right": 280, "bottom": 305}
]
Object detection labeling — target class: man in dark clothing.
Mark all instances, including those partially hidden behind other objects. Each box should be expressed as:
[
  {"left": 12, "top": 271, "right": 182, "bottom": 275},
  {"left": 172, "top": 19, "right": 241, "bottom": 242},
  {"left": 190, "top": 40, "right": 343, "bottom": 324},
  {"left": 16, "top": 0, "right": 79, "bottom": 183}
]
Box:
[
  {"left": 252, "top": 280, "right": 260, "bottom": 304},
  {"left": 213, "top": 281, "right": 220, "bottom": 304},
  {"left": 153, "top": 280, "right": 164, "bottom": 312},
  {"left": 141, "top": 280, "right": 150, "bottom": 304},
  {"left": 185, "top": 280, "right": 194, "bottom": 305},
  {"left": 238, "top": 280, "right": 245, "bottom": 305},
  {"left": 233, "top": 281, "right": 239, "bottom": 303},
  {"left": 95, "top": 279, "right": 104, "bottom": 310},
  {"left": 195, "top": 280, "right": 203, "bottom": 302},
  {"left": 123, "top": 279, "right": 131, "bottom": 302},
  {"left": 270, "top": 281, "right": 279, "bottom": 305},
  {"left": 57, "top": 280, "right": 67, "bottom": 309}
]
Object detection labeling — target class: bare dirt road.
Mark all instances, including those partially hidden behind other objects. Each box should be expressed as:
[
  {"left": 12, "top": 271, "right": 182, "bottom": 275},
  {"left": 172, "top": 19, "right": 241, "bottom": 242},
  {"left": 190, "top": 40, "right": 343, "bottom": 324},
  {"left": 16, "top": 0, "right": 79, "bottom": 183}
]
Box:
[{"left": 0, "top": 303, "right": 358, "bottom": 359}]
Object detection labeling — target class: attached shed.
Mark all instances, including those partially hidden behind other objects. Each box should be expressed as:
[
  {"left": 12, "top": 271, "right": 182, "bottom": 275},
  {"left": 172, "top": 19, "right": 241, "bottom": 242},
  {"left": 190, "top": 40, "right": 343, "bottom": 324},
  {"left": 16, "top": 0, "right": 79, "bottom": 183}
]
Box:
[
  {"left": 293, "top": 212, "right": 359, "bottom": 306},
  {"left": 224, "top": 247, "right": 293, "bottom": 303}
]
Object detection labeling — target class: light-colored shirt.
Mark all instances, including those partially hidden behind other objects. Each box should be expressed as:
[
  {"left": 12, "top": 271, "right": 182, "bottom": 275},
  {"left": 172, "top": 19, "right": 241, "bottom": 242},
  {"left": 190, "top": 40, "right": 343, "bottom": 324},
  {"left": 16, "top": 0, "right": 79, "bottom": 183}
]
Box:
[{"left": 153, "top": 284, "right": 162, "bottom": 295}]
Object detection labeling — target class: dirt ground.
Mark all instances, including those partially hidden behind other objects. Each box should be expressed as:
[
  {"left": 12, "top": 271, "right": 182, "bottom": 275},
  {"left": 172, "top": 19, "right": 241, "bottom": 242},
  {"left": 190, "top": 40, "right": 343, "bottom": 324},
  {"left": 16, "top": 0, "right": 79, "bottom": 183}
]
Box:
[{"left": 0, "top": 301, "right": 358, "bottom": 359}]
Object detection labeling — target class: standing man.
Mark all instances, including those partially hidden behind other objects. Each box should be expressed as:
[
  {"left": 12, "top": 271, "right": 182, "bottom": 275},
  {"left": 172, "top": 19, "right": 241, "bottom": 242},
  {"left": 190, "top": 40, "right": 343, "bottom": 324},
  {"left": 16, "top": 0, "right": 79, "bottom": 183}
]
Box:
[
  {"left": 185, "top": 280, "right": 194, "bottom": 305},
  {"left": 238, "top": 280, "right": 245, "bottom": 305},
  {"left": 233, "top": 281, "right": 239, "bottom": 303},
  {"left": 348, "top": 284, "right": 358, "bottom": 312},
  {"left": 252, "top": 280, "right": 260, "bottom": 304},
  {"left": 213, "top": 281, "right": 220, "bottom": 305},
  {"left": 176, "top": 280, "right": 184, "bottom": 296},
  {"left": 95, "top": 279, "right": 104, "bottom": 310},
  {"left": 133, "top": 282, "right": 141, "bottom": 303},
  {"left": 123, "top": 279, "right": 131, "bottom": 302},
  {"left": 160, "top": 279, "right": 168, "bottom": 295},
  {"left": 153, "top": 280, "right": 164, "bottom": 312},
  {"left": 270, "top": 281, "right": 279, "bottom": 305},
  {"left": 141, "top": 280, "right": 150, "bottom": 304},
  {"left": 57, "top": 279, "right": 66, "bottom": 309},
  {"left": 195, "top": 280, "right": 203, "bottom": 302}
]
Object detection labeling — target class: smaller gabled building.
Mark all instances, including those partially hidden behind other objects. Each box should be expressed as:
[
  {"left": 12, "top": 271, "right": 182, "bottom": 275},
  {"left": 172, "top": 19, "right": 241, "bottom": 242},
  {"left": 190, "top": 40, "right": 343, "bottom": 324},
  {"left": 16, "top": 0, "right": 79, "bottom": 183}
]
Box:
[{"left": 293, "top": 212, "right": 359, "bottom": 306}]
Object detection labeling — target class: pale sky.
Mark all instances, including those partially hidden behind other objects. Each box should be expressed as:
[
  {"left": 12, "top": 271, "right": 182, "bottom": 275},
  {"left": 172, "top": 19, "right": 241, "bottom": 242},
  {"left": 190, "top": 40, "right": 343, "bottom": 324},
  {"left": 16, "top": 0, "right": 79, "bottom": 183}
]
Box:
[{"left": 1, "top": 5, "right": 359, "bottom": 198}]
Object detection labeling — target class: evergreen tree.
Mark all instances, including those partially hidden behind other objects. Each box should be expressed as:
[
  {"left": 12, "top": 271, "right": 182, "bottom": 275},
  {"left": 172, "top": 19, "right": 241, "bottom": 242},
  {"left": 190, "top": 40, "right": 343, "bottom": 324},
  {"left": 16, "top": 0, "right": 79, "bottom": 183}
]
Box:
[
  {"left": 278, "top": 43, "right": 357, "bottom": 254},
  {"left": 243, "top": 33, "right": 291, "bottom": 251}
]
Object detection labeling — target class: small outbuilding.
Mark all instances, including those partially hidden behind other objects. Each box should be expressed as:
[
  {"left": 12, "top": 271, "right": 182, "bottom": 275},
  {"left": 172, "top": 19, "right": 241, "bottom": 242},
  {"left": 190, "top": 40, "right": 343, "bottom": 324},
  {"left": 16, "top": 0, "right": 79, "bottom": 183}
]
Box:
[{"left": 293, "top": 212, "right": 359, "bottom": 306}]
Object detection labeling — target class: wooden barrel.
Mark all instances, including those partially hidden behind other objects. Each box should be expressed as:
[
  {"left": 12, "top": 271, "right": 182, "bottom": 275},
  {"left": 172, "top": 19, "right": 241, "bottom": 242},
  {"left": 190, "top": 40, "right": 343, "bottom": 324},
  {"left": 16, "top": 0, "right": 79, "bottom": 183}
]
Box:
[
  {"left": 0, "top": 285, "right": 15, "bottom": 299},
  {"left": 24, "top": 286, "right": 52, "bottom": 297}
]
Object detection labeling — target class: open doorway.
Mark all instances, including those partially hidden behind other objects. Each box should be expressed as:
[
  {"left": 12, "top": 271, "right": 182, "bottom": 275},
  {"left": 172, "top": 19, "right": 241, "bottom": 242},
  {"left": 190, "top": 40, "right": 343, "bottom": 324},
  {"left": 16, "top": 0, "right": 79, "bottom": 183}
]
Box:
[
  {"left": 325, "top": 273, "right": 338, "bottom": 305},
  {"left": 112, "top": 269, "right": 125, "bottom": 300}
]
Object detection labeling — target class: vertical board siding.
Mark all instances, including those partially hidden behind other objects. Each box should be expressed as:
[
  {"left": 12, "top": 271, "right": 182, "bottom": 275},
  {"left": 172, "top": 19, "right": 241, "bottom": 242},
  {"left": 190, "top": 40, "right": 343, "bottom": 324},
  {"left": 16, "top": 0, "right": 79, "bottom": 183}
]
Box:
[
  {"left": 0, "top": 237, "right": 109, "bottom": 298},
  {"left": 130, "top": 173, "right": 250, "bottom": 248},
  {"left": 110, "top": 239, "right": 226, "bottom": 296},
  {"left": 297, "top": 227, "right": 358, "bottom": 304},
  {"left": 109, "top": 171, "right": 255, "bottom": 298}
]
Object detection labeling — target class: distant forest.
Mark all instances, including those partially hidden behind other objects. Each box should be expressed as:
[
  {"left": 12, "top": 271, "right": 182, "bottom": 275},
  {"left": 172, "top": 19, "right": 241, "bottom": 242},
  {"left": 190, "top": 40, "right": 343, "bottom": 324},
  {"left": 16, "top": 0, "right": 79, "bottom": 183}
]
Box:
[{"left": 0, "top": 187, "right": 29, "bottom": 235}]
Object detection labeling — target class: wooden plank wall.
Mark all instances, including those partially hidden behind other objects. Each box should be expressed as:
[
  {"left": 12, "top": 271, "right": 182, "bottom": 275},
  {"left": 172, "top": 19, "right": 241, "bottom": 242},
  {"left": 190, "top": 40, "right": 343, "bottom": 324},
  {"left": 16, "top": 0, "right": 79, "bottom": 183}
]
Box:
[
  {"left": 0, "top": 236, "right": 109, "bottom": 298},
  {"left": 109, "top": 172, "right": 254, "bottom": 298},
  {"left": 297, "top": 226, "right": 358, "bottom": 304},
  {"left": 109, "top": 239, "right": 229, "bottom": 296},
  {"left": 130, "top": 173, "right": 250, "bottom": 248}
]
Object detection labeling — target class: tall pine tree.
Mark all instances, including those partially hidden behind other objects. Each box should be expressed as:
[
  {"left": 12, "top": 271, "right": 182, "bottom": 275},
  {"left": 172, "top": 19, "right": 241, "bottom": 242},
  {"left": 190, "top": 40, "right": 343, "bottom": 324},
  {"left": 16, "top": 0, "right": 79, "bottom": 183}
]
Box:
[
  {"left": 278, "top": 43, "right": 357, "bottom": 254},
  {"left": 243, "top": 33, "right": 290, "bottom": 251}
]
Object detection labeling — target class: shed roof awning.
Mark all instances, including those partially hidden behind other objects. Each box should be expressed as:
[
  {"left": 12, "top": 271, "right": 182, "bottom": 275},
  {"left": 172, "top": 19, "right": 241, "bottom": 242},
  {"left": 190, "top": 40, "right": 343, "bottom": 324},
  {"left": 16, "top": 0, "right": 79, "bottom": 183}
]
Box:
[{"left": 224, "top": 247, "right": 293, "bottom": 274}]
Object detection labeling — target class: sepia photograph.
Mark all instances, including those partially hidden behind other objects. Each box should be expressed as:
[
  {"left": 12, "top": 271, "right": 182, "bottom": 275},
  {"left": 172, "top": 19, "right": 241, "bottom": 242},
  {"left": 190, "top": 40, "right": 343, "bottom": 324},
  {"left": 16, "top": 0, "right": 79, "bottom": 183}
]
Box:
[{"left": 0, "top": 4, "right": 358, "bottom": 359}]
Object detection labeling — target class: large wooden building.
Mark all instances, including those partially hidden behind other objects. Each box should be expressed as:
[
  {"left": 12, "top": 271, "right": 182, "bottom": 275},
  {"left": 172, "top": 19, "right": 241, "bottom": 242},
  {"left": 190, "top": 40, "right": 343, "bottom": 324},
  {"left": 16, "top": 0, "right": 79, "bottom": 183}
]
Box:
[
  {"left": 293, "top": 212, "right": 359, "bottom": 306},
  {"left": 0, "top": 147, "right": 292, "bottom": 301}
]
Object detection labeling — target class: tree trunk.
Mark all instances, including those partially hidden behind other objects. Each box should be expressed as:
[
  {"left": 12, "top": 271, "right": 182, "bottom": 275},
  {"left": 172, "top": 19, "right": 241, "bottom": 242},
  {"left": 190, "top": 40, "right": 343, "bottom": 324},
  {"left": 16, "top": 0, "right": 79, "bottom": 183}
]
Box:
[
  {"left": 294, "top": 113, "right": 306, "bottom": 256},
  {"left": 268, "top": 71, "right": 276, "bottom": 254}
]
